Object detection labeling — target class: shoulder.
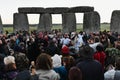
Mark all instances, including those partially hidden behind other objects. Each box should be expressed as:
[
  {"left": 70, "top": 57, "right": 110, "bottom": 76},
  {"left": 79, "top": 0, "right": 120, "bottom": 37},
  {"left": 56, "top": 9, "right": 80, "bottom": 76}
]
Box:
[
  {"left": 50, "top": 70, "right": 60, "bottom": 80},
  {"left": 15, "top": 70, "right": 31, "bottom": 80},
  {"left": 104, "top": 69, "right": 115, "bottom": 80},
  {"left": 36, "top": 70, "right": 60, "bottom": 80},
  {"left": 76, "top": 60, "right": 102, "bottom": 68}
]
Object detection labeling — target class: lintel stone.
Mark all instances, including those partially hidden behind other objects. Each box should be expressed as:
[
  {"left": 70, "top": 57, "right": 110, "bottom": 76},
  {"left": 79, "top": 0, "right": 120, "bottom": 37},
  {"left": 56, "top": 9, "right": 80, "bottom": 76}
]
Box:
[
  {"left": 18, "top": 7, "right": 45, "bottom": 14},
  {"left": 18, "top": 6, "right": 94, "bottom": 14},
  {"left": 45, "top": 7, "right": 69, "bottom": 14},
  {"left": 68, "top": 6, "right": 94, "bottom": 13}
]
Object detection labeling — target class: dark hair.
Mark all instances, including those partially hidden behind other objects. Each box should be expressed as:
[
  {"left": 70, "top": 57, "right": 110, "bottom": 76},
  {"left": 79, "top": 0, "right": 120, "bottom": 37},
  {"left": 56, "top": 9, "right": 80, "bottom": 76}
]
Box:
[
  {"left": 36, "top": 53, "right": 52, "bottom": 70},
  {"left": 62, "top": 56, "right": 75, "bottom": 72},
  {"left": 79, "top": 45, "right": 94, "bottom": 58},
  {"left": 69, "top": 67, "right": 82, "bottom": 80},
  {"left": 96, "top": 44, "right": 104, "bottom": 52},
  {"left": 94, "top": 36, "right": 100, "bottom": 42},
  {"left": 13, "top": 52, "right": 29, "bottom": 71}
]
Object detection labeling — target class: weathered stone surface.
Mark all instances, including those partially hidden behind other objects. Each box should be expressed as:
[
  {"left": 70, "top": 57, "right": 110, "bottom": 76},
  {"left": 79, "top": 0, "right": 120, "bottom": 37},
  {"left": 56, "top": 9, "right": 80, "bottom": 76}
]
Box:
[
  {"left": 68, "top": 6, "right": 94, "bottom": 13},
  {"left": 18, "top": 6, "right": 94, "bottom": 14},
  {"left": 45, "top": 7, "right": 69, "bottom": 14},
  {"left": 110, "top": 10, "right": 120, "bottom": 33},
  {"left": 13, "top": 13, "right": 29, "bottom": 32},
  {"left": 0, "top": 16, "right": 3, "bottom": 33},
  {"left": 83, "top": 11, "right": 100, "bottom": 33},
  {"left": 38, "top": 13, "right": 52, "bottom": 32},
  {"left": 62, "top": 13, "right": 76, "bottom": 33},
  {"left": 18, "top": 7, "right": 45, "bottom": 14}
]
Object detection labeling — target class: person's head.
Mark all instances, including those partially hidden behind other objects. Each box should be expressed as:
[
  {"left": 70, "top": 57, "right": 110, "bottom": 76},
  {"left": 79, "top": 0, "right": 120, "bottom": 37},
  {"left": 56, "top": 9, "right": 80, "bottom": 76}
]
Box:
[
  {"left": 61, "top": 45, "right": 70, "bottom": 56},
  {"left": 4, "top": 56, "right": 16, "bottom": 71},
  {"left": 64, "top": 33, "right": 69, "bottom": 38},
  {"left": 52, "top": 54, "right": 62, "bottom": 68},
  {"left": 94, "top": 36, "right": 100, "bottom": 42},
  {"left": 87, "top": 37, "right": 94, "bottom": 44},
  {"left": 114, "top": 41, "right": 120, "bottom": 50},
  {"left": 36, "top": 53, "right": 52, "bottom": 70},
  {"left": 79, "top": 45, "right": 94, "bottom": 59},
  {"left": 69, "top": 67, "right": 82, "bottom": 80},
  {"left": 62, "top": 56, "right": 75, "bottom": 71},
  {"left": 96, "top": 44, "right": 104, "bottom": 52},
  {"left": 13, "top": 52, "right": 29, "bottom": 71}
]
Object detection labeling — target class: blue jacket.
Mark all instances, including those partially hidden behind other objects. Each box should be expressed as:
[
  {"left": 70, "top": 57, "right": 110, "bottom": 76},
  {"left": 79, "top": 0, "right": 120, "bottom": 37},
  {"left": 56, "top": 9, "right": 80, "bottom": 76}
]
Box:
[{"left": 53, "top": 66, "right": 67, "bottom": 80}]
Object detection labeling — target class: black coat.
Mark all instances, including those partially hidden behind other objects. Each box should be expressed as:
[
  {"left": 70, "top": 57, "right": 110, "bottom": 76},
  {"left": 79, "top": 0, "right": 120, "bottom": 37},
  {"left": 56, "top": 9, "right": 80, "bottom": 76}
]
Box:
[
  {"left": 76, "top": 59, "right": 104, "bottom": 80},
  {"left": 15, "top": 70, "right": 31, "bottom": 80}
]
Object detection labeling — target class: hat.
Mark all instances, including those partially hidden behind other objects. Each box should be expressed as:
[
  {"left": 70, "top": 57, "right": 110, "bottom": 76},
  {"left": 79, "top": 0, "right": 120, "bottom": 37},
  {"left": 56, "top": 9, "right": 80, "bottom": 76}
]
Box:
[
  {"left": 61, "top": 45, "right": 70, "bottom": 55},
  {"left": 4, "top": 56, "right": 15, "bottom": 65},
  {"left": 79, "top": 45, "right": 94, "bottom": 58},
  {"left": 52, "top": 54, "right": 62, "bottom": 67}
]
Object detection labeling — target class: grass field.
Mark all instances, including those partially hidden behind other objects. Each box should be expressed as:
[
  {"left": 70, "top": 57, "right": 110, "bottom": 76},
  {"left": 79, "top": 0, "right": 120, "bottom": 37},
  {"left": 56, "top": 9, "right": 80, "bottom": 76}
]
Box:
[{"left": 3, "top": 23, "right": 110, "bottom": 33}]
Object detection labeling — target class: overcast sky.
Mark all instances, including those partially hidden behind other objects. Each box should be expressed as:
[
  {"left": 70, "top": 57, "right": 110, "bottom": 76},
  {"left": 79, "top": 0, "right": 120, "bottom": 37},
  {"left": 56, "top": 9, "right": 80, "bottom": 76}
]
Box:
[{"left": 0, "top": 0, "right": 119, "bottom": 24}]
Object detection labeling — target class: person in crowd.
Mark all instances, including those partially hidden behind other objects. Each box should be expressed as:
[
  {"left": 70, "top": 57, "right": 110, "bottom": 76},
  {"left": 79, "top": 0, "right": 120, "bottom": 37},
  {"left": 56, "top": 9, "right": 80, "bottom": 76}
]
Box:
[
  {"left": 36, "top": 53, "right": 60, "bottom": 80},
  {"left": 0, "top": 54, "right": 5, "bottom": 79},
  {"left": 78, "top": 31, "right": 84, "bottom": 44},
  {"left": 61, "top": 45, "right": 70, "bottom": 57},
  {"left": 104, "top": 57, "right": 120, "bottom": 80},
  {"left": 29, "top": 61, "right": 36, "bottom": 75},
  {"left": 100, "top": 33, "right": 109, "bottom": 50},
  {"left": 89, "top": 36, "right": 101, "bottom": 52},
  {"left": 4, "top": 56, "right": 18, "bottom": 80},
  {"left": 60, "top": 33, "right": 71, "bottom": 47},
  {"left": 62, "top": 55, "right": 75, "bottom": 80},
  {"left": 107, "top": 31, "right": 117, "bottom": 47},
  {"left": 29, "top": 61, "right": 38, "bottom": 80},
  {"left": 61, "top": 45, "right": 76, "bottom": 70},
  {"left": 45, "top": 40, "right": 60, "bottom": 56},
  {"left": 0, "top": 39, "right": 10, "bottom": 56},
  {"left": 52, "top": 54, "right": 67, "bottom": 80},
  {"left": 74, "top": 32, "right": 84, "bottom": 53},
  {"left": 117, "top": 34, "right": 120, "bottom": 41},
  {"left": 94, "top": 44, "right": 106, "bottom": 69},
  {"left": 68, "top": 66, "right": 82, "bottom": 80},
  {"left": 26, "top": 36, "right": 36, "bottom": 62},
  {"left": 13, "top": 52, "right": 31, "bottom": 80},
  {"left": 105, "top": 41, "right": 120, "bottom": 69},
  {"left": 76, "top": 45, "right": 104, "bottom": 80}
]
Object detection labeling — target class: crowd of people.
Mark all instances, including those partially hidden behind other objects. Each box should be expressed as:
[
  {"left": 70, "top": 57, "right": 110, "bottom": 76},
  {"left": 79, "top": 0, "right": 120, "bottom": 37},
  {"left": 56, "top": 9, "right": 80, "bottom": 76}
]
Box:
[{"left": 0, "top": 29, "right": 120, "bottom": 80}]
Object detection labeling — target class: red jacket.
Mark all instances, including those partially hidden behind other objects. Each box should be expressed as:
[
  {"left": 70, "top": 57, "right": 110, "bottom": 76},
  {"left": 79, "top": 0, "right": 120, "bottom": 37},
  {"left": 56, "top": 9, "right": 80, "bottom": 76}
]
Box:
[{"left": 94, "top": 51, "right": 106, "bottom": 68}]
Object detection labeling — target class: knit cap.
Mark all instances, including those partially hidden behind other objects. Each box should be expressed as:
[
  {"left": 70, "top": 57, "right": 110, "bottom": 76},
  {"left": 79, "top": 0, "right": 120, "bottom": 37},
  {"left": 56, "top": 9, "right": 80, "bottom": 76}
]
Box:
[
  {"left": 61, "top": 45, "right": 70, "bottom": 55},
  {"left": 4, "top": 56, "right": 15, "bottom": 65}
]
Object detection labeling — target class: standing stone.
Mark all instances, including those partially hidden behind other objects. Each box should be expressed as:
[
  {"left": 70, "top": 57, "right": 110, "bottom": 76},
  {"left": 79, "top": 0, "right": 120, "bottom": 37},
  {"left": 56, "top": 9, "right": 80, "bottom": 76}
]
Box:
[
  {"left": 110, "top": 10, "right": 120, "bottom": 33},
  {"left": 62, "top": 13, "right": 76, "bottom": 33},
  {"left": 13, "top": 13, "right": 29, "bottom": 32},
  {"left": 38, "top": 13, "right": 52, "bottom": 32},
  {"left": 0, "top": 16, "right": 3, "bottom": 33},
  {"left": 83, "top": 11, "right": 100, "bottom": 33}
]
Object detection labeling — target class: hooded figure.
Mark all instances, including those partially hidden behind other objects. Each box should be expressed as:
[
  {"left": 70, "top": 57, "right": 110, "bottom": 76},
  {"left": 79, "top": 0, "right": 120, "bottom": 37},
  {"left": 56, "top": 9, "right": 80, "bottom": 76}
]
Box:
[{"left": 52, "top": 54, "right": 67, "bottom": 80}]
